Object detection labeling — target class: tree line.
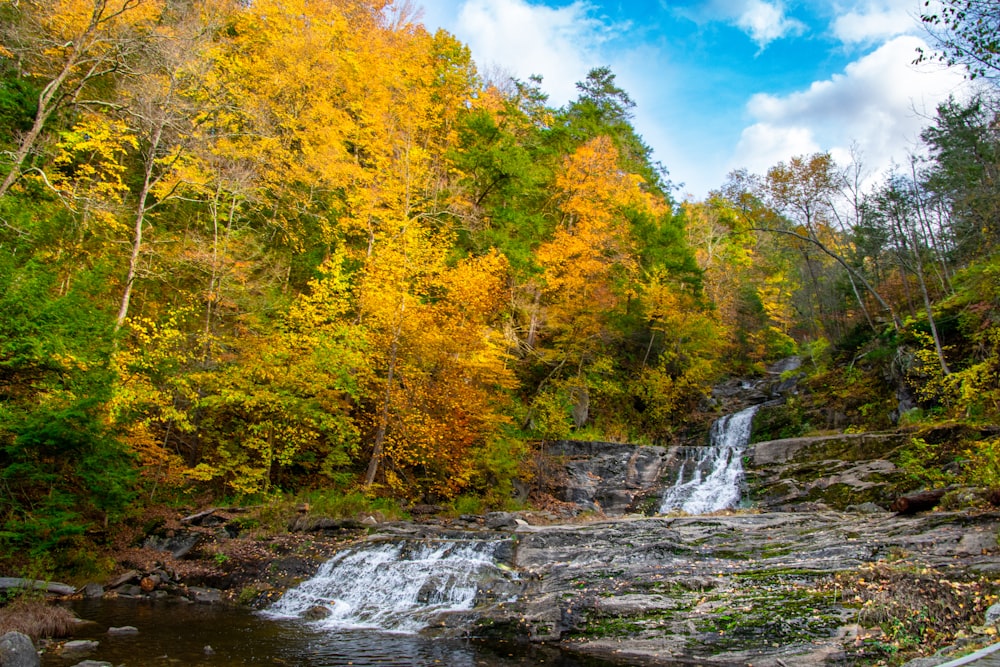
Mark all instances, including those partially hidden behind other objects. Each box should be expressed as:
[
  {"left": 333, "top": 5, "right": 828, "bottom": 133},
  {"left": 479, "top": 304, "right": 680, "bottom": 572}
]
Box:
[{"left": 1, "top": 0, "right": 997, "bottom": 570}]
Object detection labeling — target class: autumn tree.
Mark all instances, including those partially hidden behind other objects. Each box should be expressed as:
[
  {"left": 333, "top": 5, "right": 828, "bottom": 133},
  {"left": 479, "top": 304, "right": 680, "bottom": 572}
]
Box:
[{"left": 0, "top": 0, "right": 163, "bottom": 199}]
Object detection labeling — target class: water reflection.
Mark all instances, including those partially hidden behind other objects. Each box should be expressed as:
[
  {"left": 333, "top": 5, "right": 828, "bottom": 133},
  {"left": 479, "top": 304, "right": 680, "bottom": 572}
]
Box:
[{"left": 45, "top": 599, "right": 610, "bottom": 667}]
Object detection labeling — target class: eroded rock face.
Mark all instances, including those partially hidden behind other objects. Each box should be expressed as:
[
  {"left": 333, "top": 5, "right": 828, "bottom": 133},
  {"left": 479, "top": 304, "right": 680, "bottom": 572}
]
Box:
[
  {"left": 541, "top": 441, "right": 670, "bottom": 515},
  {"left": 746, "top": 432, "right": 911, "bottom": 510},
  {"left": 467, "top": 510, "right": 1000, "bottom": 666}
]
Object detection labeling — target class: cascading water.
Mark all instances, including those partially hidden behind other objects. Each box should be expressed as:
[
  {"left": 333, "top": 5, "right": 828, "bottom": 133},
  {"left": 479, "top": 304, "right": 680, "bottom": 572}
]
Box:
[
  {"left": 659, "top": 404, "right": 760, "bottom": 514},
  {"left": 264, "top": 539, "right": 517, "bottom": 633}
]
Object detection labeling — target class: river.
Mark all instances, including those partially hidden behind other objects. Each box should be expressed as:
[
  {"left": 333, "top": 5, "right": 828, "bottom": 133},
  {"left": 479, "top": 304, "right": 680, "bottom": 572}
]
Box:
[{"left": 45, "top": 598, "right": 615, "bottom": 666}]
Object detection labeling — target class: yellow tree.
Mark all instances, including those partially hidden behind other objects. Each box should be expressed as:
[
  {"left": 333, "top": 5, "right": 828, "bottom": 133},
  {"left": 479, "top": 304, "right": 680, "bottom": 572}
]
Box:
[
  {"left": 532, "top": 135, "right": 664, "bottom": 430},
  {"left": 0, "top": 0, "right": 163, "bottom": 198}
]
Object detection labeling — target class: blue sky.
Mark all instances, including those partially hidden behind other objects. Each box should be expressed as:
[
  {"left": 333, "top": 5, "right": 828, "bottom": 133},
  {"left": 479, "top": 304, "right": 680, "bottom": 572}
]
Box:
[{"left": 418, "top": 0, "right": 973, "bottom": 200}]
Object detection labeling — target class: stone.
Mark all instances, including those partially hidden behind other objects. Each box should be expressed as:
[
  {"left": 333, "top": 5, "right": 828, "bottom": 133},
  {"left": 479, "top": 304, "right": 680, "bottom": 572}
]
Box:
[
  {"left": 60, "top": 640, "right": 99, "bottom": 654},
  {"left": 463, "top": 509, "right": 1000, "bottom": 665},
  {"left": 985, "top": 602, "right": 1000, "bottom": 626},
  {"left": 144, "top": 531, "right": 202, "bottom": 559},
  {"left": 107, "top": 626, "right": 138, "bottom": 636},
  {"left": 71, "top": 661, "right": 113, "bottom": 667},
  {"left": 80, "top": 583, "right": 104, "bottom": 599},
  {"left": 485, "top": 512, "right": 518, "bottom": 530},
  {"left": 0, "top": 632, "right": 39, "bottom": 667},
  {"left": 302, "top": 605, "right": 332, "bottom": 620},
  {"left": 187, "top": 587, "right": 222, "bottom": 604}
]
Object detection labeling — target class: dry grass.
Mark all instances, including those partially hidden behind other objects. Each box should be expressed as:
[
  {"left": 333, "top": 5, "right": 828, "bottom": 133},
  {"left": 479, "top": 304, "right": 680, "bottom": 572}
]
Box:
[{"left": 0, "top": 599, "right": 79, "bottom": 640}]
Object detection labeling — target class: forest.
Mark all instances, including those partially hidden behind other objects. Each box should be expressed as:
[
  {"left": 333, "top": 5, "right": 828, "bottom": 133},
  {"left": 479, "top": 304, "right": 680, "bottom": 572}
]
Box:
[{"left": 1, "top": 0, "right": 998, "bottom": 576}]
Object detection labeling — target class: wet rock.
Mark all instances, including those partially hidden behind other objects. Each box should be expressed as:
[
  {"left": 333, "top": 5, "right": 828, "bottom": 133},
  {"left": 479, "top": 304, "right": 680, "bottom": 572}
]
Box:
[
  {"left": 107, "top": 626, "right": 138, "bottom": 636},
  {"left": 302, "top": 605, "right": 331, "bottom": 620},
  {"left": 70, "top": 661, "right": 113, "bottom": 667},
  {"left": 80, "top": 583, "right": 104, "bottom": 599},
  {"left": 181, "top": 508, "right": 227, "bottom": 527},
  {"left": 0, "top": 632, "right": 39, "bottom": 667},
  {"left": 187, "top": 586, "right": 222, "bottom": 604},
  {"left": 59, "top": 640, "right": 99, "bottom": 655}
]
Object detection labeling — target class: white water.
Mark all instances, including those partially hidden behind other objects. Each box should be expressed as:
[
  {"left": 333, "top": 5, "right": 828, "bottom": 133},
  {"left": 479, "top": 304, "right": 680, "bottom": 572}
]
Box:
[
  {"left": 265, "top": 540, "right": 516, "bottom": 633},
  {"left": 659, "top": 404, "right": 760, "bottom": 514}
]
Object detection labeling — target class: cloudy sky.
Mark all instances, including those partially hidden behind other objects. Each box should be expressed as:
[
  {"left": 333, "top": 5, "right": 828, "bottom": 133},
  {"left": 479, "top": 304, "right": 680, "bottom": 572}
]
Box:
[{"left": 418, "top": 0, "right": 973, "bottom": 200}]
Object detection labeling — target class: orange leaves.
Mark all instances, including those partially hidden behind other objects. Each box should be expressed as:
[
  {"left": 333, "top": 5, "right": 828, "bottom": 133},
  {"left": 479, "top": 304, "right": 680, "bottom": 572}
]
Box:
[
  {"left": 355, "top": 220, "right": 515, "bottom": 498},
  {"left": 539, "top": 136, "right": 659, "bottom": 293}
]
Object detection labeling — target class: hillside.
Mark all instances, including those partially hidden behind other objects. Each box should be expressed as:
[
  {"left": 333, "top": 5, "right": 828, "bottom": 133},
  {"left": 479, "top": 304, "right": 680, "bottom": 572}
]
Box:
[{"left": 0, "top": 0, "right": 998, "bottom": 581}]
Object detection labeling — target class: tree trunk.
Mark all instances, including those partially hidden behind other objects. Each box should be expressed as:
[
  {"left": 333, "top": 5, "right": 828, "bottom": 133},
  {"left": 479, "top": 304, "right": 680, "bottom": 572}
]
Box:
[
  {"left": 116, "top": 121, "right": 164, "bottom": 330},
  {"left": 365, "top": 300, "right": 405, "bottom": 487},
  {"left": 891, "top": 488, "right": 947, "bottom": 514},
  {"left": 752, "top": 226, "right": 902, "bottom": 330}
]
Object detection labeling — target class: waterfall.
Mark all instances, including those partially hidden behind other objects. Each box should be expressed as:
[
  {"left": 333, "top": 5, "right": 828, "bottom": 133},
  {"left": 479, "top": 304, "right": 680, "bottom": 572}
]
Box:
[
  {"left": 660, "top": 404, "right": 759, "bottom": 514},
  {"left": 264, "top": 539, "right": 517, "bottom": 633}
]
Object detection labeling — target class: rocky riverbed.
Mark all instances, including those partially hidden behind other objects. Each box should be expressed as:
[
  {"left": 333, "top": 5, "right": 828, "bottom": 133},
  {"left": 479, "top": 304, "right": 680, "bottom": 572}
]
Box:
[
  {"left": 10, "top": 359, "right": 1000, "bottom": 666},
  {"left": 15, "top": 499, "right": 1000, "bottom": 666},
  {"left": 461, "top": 509, "right": 1000, "bottom": 666}
]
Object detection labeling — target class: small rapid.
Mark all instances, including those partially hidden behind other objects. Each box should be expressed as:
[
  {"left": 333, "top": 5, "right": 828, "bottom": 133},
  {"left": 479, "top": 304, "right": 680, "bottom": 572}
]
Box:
[
  {"left": 659, "top": 404, "right": 760, "bottom": 514},
  {"left": 264, "top": 539, "right": 518, "bottom": 633}
]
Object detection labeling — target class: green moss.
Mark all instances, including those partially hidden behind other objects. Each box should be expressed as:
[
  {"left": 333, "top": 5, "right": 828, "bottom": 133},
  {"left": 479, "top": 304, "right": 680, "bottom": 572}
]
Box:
[{"left": 692, "top": 588, "right": 843, "bottom": 652}]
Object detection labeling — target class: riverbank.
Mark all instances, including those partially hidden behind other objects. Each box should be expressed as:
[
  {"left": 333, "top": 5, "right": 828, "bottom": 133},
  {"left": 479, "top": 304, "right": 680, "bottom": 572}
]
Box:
[{"left": 5, "top": 501, "right": 1000, "bottom": 667}]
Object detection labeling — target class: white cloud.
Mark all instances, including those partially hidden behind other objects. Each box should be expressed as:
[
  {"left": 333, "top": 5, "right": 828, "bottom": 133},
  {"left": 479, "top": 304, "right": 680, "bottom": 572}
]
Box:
[
  {"left": 695, "top": 0, "right": 806, "bottom": 48},
  {"left": 451, "top": 0, "right": 618, "bottom": 106},
  {"left": 831, "top": 0, "right": 921, "bottom": 44},
  {"left": 735, "top": 0, "right": 806, "bottom": 48},
  {"left": 730, "top": 34, "right": 969, "bottom": 178}
]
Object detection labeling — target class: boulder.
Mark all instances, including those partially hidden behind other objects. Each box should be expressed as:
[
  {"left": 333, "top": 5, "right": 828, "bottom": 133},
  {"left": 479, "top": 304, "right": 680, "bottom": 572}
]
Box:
[
  {"left": 144, "top": 531, "right": 202, "bottom": 559},
  {"left": 485, "top": 512, "right": 518, "bottom": 530},
  {"left": 302, "top": 606, "right": 331, "bottom": 621},
  {"left": 80, "top": 583, "right": 104, "bottom": 599},
  {"left": 0, "top": 632, "right": 39, "bottom": 667},
  {"left": 187, "top": 586, "right": 222, "bottom": 604},
  {"left": 59, "top": 640, "right": 99, "bottom": 655}
]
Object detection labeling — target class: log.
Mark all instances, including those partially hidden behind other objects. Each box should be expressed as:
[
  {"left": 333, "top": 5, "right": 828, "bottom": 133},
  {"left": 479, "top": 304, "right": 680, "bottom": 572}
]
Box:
[
  {"left": 181, "top": 508, "right": 218, "bottom": 525},
  {"left": 891, "top": 488, "right": 948, "bottom": 514},
  {"left": 0, "top": 577, "right": 76, "bottom": 596}
]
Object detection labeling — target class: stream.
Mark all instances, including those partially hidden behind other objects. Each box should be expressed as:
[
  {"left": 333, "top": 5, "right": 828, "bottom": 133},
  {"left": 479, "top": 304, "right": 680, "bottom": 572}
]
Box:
[{"left": 46, "top": 598, "right": 615, "bottom": 666}]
